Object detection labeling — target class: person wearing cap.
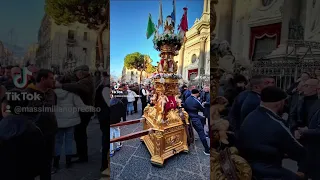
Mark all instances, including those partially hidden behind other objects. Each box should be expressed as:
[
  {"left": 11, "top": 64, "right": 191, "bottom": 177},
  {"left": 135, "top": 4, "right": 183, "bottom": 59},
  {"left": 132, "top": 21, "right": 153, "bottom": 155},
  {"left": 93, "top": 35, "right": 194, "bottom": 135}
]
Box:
[
  {"left": 228, "top": 75, "right": 274, "bottom": 135},
  {"left": 182, "top": 84, "right": 196, "bottom": 105},
  {"left": 55, "top": 65, "right": 94, "bottom": 163},
  {"left": 184, "top": 88, "right": 210, "bottom": 155},
  {"left": 238, "top": 86, "right": 306, "bottom": 179}
]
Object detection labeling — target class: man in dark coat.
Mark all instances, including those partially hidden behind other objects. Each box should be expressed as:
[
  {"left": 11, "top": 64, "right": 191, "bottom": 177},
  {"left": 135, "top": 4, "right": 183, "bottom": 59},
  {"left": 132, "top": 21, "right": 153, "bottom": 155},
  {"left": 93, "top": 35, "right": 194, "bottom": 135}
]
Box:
[
  {"left": 238, "top": 86, "right": 306, "bottom": 179},
  {"left": 223, "top": 73, "right": 247, "bottom": 106},
  {"left": 0, "top": 90, "right": 46, "bottom": 180},
  {"left": 294, "top": 79, "right": 320, "bottom": 179},
  {"left": 200, "top": 85, "right": 210, "bottom": 135},
  {"left": 56, "top": 65, "right": 95, "bottom": 163},
  {"left": 184, "top": 89, "right": 210, "bottom": 155},
  {"left": 110, "top": 92, "right": 125, "bottom": 156},
  {"left": 228, "top": 75, "right": 274, "bottom": 134},
  {"left": 182, "top": 85, "right": 195, "bottom": 105},
  {"left": 132, "top": 83, "right": 139, "bottom": 113},
  {"left": 139, "top": 84, "right": 147, "bottom": 116},
  {"left": 95, "top": 71, "right": 110, "bottom": 172},
  {"left": 24, "top": 69, "right": 57, "bottom": 179}
]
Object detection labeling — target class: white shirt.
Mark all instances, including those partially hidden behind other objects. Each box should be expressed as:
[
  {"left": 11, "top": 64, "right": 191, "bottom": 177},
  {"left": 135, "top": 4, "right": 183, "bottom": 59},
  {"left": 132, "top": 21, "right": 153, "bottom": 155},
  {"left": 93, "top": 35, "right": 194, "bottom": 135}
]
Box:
[{"left": 141, "top": 88, "right": 148, "bottom": 96}]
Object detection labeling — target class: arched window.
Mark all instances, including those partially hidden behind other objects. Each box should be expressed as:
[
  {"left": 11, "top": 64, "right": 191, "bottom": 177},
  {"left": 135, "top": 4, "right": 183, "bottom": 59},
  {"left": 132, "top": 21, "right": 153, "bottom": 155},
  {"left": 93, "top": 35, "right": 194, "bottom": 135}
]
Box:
[{"left": 191, "top": 54, "right": 197, "bottom": 63}]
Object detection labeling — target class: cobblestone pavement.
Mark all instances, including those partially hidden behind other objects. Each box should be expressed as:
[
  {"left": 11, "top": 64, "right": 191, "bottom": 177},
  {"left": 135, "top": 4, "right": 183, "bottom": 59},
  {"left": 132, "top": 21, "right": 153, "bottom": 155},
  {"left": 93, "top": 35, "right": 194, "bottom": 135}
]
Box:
[
  {"left": 36, "top": 117, "right": 103, "bottom": 180},
  {"left": 110, "top": 110, "right": 210, "bottom": 180}
]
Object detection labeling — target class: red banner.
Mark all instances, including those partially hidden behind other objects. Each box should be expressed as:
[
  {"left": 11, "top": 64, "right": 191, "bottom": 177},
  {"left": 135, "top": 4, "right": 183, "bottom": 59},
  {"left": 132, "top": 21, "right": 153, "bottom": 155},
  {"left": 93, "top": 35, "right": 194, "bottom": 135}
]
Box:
[
  {"left": 249, "top": 23, "right": 282, "bottom": 59},
  {"left": 165, "top": 95, "right": 177, "bottom": 112},
  {"left": 188, "top": 69, "right": 198, "bottom": 80}
]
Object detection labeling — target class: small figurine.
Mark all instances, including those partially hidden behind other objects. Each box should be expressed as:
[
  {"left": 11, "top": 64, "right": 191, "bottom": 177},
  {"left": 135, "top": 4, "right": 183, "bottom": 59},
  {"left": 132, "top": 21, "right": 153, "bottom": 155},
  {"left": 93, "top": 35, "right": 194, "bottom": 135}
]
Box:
[
  {"left": 168, "top": 59, "right": 173, "bottom": 72},
  {"left": 173, "top": 61, "right": 178, "bottom": 73},
  {"left": 158, "top": 60, "right": 164, "bottom": 72},
  {"left": 211, "top": 96, "right": 230, "bottom": 144},
  {"left": 175, "top": 94, "right": 182, "bottom": 107},
  {"left": 150, "top": 93, "right": 158, "bottom": 105},
  {"left": 158, "top": 92, "right": 168, "bottom": 113}
]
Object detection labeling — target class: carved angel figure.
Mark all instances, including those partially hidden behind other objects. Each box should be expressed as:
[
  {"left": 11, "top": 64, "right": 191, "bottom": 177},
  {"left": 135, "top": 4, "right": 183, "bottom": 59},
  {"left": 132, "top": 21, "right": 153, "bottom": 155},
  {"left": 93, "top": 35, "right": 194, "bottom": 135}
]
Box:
[
  {"left": 150, "top": 93, "right": 158, "bottom": 105},
  {"left": 211, "top": 96, "right": 230, "bottom": 144},
  {"left": 173, "top": 61, "right": 178, "bottom": 73},
  {"left": 168, "top": 59, "right": 174, "bottom": 72},
  {"left": 158, "top": 92, "right": 169, "bottom": 114},
  {"left": 175, "top": 94, "right": 182, "bottom": 107}
]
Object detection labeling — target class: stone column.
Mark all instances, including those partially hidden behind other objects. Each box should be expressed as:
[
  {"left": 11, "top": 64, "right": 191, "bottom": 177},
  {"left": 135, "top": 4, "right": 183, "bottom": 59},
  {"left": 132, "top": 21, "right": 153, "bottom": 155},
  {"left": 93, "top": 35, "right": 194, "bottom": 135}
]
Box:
[
  {"left": 178, "top": 42, "right": 186, "bottom": 75},
  {"left": 203, "top": 0, "right": 209, "bottom": 13},
  {"left": 216, "top": 0, "right": 233, "bottom": 43},
  {"left": 198, "top": 35, "right": 208, "bottom": 76}
]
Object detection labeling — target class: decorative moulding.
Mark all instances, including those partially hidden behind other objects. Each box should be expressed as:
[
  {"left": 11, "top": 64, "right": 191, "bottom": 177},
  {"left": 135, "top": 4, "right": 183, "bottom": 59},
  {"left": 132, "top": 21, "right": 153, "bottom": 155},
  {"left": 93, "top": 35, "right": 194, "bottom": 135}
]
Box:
[{"left": 248, "top": 0, "right": 284, "bottom": 27}]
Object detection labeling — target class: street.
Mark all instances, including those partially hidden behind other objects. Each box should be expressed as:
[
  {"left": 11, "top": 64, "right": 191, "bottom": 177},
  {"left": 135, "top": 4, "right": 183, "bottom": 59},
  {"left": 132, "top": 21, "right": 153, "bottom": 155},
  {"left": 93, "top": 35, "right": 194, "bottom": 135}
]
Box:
[
  {"left": 110, "top": 109, "right": 210, "bottom": 180},
  {"left": 36, "top": 118, "right": 103, "bottom": 180}
]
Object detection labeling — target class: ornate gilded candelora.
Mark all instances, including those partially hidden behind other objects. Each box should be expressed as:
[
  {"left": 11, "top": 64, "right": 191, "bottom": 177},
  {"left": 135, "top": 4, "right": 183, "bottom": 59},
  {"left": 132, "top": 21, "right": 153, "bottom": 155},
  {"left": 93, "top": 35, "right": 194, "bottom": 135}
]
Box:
[{"left": 140, "top": 15, "right": 190, "bottom": 166}]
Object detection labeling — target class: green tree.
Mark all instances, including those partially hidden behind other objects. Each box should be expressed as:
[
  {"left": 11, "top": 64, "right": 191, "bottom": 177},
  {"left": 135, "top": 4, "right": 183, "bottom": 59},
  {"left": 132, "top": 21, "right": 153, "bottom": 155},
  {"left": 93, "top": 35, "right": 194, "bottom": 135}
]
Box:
[
  {"left": 124, "top": 52, "right": 155, "bottom": 84},
  {"left": 45, "top": 0, "right": 109, "bottom": 68},
  {"left": 145, "top": 63, "right": 156, "bottom": 74}
]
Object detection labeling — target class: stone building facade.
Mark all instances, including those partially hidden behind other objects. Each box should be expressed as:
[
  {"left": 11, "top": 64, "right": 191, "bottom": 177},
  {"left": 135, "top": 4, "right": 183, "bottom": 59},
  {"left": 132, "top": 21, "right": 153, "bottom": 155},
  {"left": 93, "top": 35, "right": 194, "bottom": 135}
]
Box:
[
  {"left": 215, "top": 0, "right": 320, "bottom": 74},
  {"left": 36, "top": 14, "right": 109, "bottom": 72},
  {"left": 121, "top": 67, "right": 148, "bottom": 84},
  {"left": 174, "top": 0, "right": 210, "bottom": 84}
]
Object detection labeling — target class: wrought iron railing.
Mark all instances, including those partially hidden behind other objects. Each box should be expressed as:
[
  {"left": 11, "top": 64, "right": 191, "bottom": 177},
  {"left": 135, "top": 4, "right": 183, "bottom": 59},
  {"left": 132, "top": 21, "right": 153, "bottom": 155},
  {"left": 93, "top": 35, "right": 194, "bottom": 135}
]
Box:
[{"left": 248, "top": 40, "right": 320, "bottom": 90}]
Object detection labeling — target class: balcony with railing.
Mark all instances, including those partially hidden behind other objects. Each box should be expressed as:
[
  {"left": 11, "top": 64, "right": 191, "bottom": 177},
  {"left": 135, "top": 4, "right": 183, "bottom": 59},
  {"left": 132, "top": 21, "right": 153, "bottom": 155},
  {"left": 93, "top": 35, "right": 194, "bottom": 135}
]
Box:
[{"left": 66, "top": 38, "right": 77, "bottom": 46}]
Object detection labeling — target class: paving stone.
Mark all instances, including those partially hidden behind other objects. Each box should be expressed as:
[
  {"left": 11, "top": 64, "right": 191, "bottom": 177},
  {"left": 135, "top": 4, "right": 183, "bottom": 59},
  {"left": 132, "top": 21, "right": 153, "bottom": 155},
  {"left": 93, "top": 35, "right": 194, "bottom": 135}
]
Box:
[
  {"left": 149, "top": 155, "right": 178, "bottom": 179},
  {"left": 201, "top": 165, "right": 210, "bottom": 179},
  {"left": 176, "top": 153, "right": 201, "bottom": 174},
  {"left": 146, "top": 174, "right": 170, "bottom": 180},
  {"left": 118, "top": 156, "right": 151, "bottom": 180},
  {"left": 110, "top": 163, "right": 123, "bottom": 179},
  {"left": 110, "top": 145, "right": 137, "bottom": 166},
  {"left": 176, "top": 170, "right": 205, "bottom": 180}
]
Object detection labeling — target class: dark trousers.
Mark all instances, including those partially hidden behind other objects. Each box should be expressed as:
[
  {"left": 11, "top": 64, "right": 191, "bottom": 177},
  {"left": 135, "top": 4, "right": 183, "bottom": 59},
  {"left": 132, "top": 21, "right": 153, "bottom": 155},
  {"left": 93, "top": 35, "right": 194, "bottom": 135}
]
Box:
[
  {"left": 101, "top": 130, "right": 109, "bottom": 171},
  {"left": 133, "top": 98, "right": 138, "bottom": 112},
  {"left": 191, "top": 117, "right": 209, "bottom": 152},
  {"left": 141, "top": 100, "right": 147, "bottom": 115},
  {"left": 74, "top": 112, "right": 92, "bottom": 160},
  {"left": 39, "top": 135, "right": 55, "bottom": 180}
]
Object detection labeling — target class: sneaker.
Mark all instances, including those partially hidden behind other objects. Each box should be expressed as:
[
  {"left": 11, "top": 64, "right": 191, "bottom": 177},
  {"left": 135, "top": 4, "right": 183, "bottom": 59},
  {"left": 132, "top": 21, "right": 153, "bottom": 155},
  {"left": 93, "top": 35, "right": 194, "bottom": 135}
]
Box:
[
  {"left": 110, "top": 151, "right": 115, "bottom": 157},
  {"left": 203, "top": 151, "right": 210, "bottom": 156},
  {"left": 116, "top": 147, "right": 121, "bottom": 151}
]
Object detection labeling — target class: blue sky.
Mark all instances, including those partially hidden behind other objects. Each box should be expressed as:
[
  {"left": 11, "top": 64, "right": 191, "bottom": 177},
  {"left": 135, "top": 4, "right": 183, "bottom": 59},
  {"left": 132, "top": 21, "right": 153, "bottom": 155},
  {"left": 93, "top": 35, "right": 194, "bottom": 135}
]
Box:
[
  {"left": 110, "top": 0, "right": 204, "bottom": 77},
  {"left": 0, "top": 0, "right": 44, "bottom": 49}
]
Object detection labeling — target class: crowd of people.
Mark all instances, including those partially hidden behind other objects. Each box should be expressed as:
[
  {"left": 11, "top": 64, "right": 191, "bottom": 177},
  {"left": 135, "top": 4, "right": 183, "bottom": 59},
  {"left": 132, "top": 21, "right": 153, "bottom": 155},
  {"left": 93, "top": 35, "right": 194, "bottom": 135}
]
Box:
[
  {"left": 214, "top": 71, "right": 320, "bottom": 179},
  {"left": 0, "top": 64, "right": 110, "bottom": 180}
]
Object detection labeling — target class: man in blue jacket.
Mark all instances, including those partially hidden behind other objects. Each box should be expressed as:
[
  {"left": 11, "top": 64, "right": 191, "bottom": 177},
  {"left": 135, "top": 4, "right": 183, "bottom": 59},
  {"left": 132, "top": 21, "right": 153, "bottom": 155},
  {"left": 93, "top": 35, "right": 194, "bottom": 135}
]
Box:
[
  {"left": 200, "top": 85, "right": 210, "bottom": 135},
  {"left": 228, "top": 75, "right": 274, "bottom": 134},
  {"left": 238, "top": 86, "right": 306, "bottom": 179},
  {"left": 184, "top": 89, "right": 209, "bottom": 155}
]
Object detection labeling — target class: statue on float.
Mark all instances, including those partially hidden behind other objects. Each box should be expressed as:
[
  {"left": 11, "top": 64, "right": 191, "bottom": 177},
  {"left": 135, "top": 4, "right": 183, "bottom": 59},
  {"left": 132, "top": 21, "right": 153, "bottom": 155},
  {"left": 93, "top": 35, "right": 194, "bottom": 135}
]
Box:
[{"left": 110, "top": 10, "right": 190, "bottom": 167}]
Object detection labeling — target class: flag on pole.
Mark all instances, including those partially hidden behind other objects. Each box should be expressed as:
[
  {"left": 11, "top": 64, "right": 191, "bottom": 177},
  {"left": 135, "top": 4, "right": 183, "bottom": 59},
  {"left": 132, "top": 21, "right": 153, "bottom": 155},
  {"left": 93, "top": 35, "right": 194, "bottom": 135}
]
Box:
[
  {"left": 171, "top": 0, "right": 176, "bottom": 28},
  {"left": 158, "top": 0, "right": 163, "bottom": 28},
  {"left": 146, "top": 13, "right": 156, "bottom": 39},
  {"left": 178, "top": 7, "right": 188, "bottom": 37}
]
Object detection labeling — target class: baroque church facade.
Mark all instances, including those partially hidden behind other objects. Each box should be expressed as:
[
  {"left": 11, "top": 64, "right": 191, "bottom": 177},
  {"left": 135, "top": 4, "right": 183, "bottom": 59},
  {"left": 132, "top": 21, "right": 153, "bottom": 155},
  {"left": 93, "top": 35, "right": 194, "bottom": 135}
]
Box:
[
  {"left": 215, "top": 0, "right": 320, "bottom": 82},
  {"left": 174, "top": 0, "right": 210, "bottom": 84}
]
